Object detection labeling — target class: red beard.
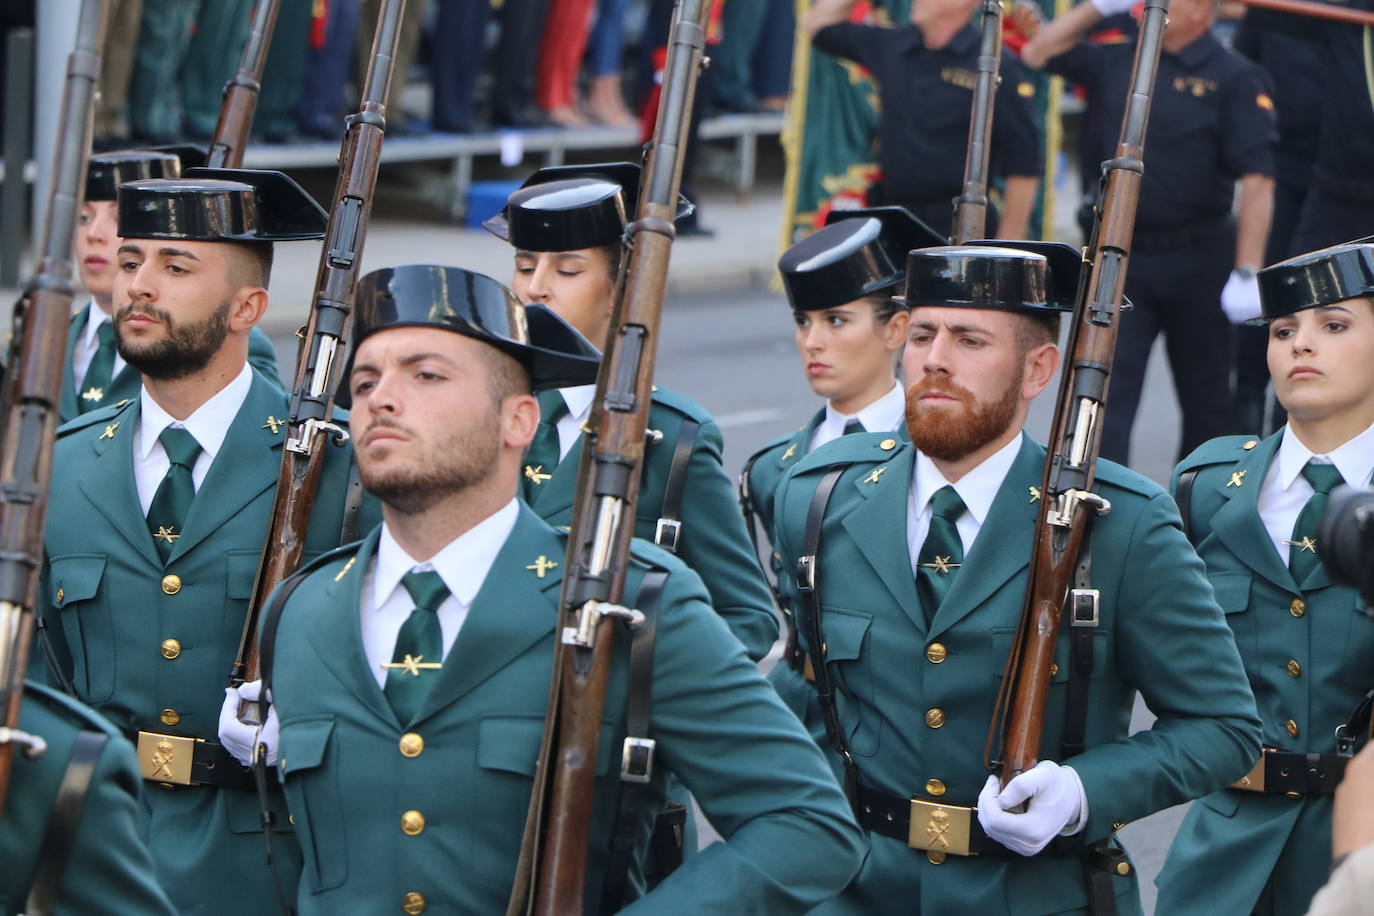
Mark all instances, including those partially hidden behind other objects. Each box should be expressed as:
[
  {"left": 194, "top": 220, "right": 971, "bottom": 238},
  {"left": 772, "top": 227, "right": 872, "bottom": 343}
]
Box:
[{"left": 905, "top": 375, "right": 1019, "bottom": 461}]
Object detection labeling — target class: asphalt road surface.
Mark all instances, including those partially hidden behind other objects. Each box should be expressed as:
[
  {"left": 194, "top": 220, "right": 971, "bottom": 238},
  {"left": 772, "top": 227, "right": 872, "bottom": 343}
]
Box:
[{"left": 269, "top": 284, "right": 1203, "bottom": 915}]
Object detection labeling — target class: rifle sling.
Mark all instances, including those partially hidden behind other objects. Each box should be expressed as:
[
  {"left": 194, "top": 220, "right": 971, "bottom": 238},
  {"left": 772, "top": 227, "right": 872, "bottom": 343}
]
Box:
[
  {"left": 26, "top": 730, "right": 107, "bottom": 916},
  {"left": 1062, "top": 528, "right": 1097, "bottom": 761},
  {"left": 797, "top": 466, "right": 859, "bottom": 803},
  {"left": 1174, "top": 468, "right": 1199, "bottom": 542},
  {"left": 653, "top": 420, "right": 698, "bottom": 553},
  {"left": 601, "top": 568, "right": 670, "bottom": 913},
  {"left": 340, "top": 452, "right": 365, "bottom": 545},
  {"left": 737, "top": 447, "right": 788, "bottom": 622}
]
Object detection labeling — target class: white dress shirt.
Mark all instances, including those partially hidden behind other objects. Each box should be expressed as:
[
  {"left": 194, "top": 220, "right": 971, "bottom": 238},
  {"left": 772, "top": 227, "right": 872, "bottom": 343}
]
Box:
[
  {"left": 134, "top": 363, "right": 253, "bottom": 515},
  {"left": 809, "top": 381, "right": 906, "bottom": 452},
  {"left": 358, "top": 498, "right": 520, "bottom": 688},
  {"left": 550, "top": 384, "right": 597, "bottom": 460},
  {"left": 70, "top": 302, "right": 127, "bottom": 387},
  {"left": 1258, "top": 420, "right": 1374, "bottom": 563},
  {"left": 906, "top": 433, "right": 1023, "bottom": 576}
]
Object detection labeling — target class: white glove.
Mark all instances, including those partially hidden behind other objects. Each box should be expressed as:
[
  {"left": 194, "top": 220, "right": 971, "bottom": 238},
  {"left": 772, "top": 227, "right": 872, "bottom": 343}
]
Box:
[
  {"left": 976, "top": 760, "right": 1087, "bottom": 856},
  {"left": 1090, "top": 0, "right": 1137, "bottom": 16},
  {"left": 1221, "top": 269, "right": 1263, "bottom": 324},
  {"left": 217, "top": 680, "right": 279, "bottom": 767}
]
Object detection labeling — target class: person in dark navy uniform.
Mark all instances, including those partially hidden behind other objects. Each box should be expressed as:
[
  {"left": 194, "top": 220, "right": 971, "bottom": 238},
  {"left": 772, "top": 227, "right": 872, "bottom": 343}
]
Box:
[
  {"left": 68, "top": 148, "right": 280, "bottom": 422},
  {"left": 1024, "top": 0, "right": 1278, "bottom": 467},
  {"left": 801, "top": 0, "right": 1043, "bottom": 240},
  {"left": 1229, "top": 12, "right": 1328, "bottom": 436},
  {"left": 741, "top": 207, "right": 942, "bottom": 561}
]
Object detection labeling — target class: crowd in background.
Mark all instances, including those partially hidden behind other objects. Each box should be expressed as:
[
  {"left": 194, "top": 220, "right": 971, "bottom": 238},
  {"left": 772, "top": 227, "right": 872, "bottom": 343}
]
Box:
[{"left": 66, "top": 0, "right": 795, "bottom": 146}]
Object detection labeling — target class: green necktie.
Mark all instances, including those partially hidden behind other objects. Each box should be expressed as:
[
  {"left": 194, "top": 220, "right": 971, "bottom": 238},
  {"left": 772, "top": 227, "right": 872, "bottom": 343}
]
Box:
[
  {"left": 78, "top": 320, "right": 117, "bottom": 413},
  {"left": 522, "top": 390, "right": 568, "bottom": 499},
  {"left": 916, "top": 486, "right": 967, "bottom": 622},
  {"left": 146, "top": 427, "right": 202, "bottom": 564},
  {"left": 842, "top": 418, "right": 865, "bottom": 435},
  {"left": 1288, "top": 462, "right": 1344, "bottom": 586},
  {"left": 384, "top": 570, "right": 451, "bottom": 724}
]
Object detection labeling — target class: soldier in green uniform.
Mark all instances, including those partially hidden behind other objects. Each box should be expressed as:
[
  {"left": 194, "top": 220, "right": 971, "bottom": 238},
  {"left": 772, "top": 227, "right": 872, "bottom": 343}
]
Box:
[
  {"left": 2, "top": 683, "right": 175, "bottom": 915},
  {"left": 37, "top": 168, "right": 375, "bottom": 915},
  {"left": 1155, "top": 240, "right": 1374, "bottom": 915},
  {"left": 484, "top": 163, "right": 778, "bottom": 662},
  {"left": 771, "top": 244, "right": 1262, "bottom": 914},
  {"left": 741, "top": 206, "right": 941, "bottom": 559},
  {"left": 251, "top": 264, "right": 864, "bottom": 914},
  {"left": 69, "top": 147, "right": 279, "bottom": 422}
]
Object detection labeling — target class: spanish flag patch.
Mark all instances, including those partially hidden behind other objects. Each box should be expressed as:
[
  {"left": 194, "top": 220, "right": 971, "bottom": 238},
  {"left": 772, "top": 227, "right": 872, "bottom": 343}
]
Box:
[
  {"left": 1257, "top": 93, "right": 1274, "bottom": 110},
  {"left": 1018, "top": 81, "right": 1035, "bottom": 98}
]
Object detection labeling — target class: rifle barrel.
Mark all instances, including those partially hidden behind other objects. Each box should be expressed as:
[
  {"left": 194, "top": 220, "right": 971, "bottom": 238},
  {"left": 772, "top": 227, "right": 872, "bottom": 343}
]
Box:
[{"left": 952, "top": 0, "right": 1005, "bottom": 243}]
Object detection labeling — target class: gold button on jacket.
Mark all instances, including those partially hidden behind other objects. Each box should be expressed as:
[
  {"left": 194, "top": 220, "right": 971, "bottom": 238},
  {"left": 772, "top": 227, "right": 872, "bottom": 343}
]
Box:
[
  {"left": 160, "top": 639, "right": 181, "bottom": 660},
  {"left": 160, "top": 708, "right": 180, "bottom": 726},
  {"left": 400, "top": 810, "right": 425, "bottom": 836},
  {"left": 1289, "top": 598, "right": 1305, "bottom": 618},
  {"left": 924, "top": 708, "right": 946, "bottom": 728},
  {"left": 399, "top": 733, "right": 424, "bottom": 757},
  {"left": 925, "top": 778, "right": 946, "bottom": 796},
  {"left": 402, "top": 891, "right": 426, "bottom": 914},
  {"left": 161, "top": 574, "right": 182, "bottom": 595},
  {"left": 926, "top": 643, "right": 947, "bottom": 664}
]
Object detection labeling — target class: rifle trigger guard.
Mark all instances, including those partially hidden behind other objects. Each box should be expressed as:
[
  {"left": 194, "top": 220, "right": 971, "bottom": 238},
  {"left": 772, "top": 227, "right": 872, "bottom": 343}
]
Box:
[
  {"left": 562, "top": 600, "right": 646, "bottom": 648},
  {"left": 0, "top": 726, "right": 48, "bottom": 759}
]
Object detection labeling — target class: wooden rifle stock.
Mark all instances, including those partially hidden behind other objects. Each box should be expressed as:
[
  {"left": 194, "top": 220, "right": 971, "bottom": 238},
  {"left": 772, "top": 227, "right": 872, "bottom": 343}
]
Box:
[
  {"left": 206, "top": 0, "right": 282, "bottom": 169},
  {"left": 986, "top": 0, "right": 1169, "bottom": 784},
  {"left": 952, "top": 0, "right": 1005, "bottom": 243},
  {"left": 0, "top": 0, "right": 108, "bottom": 811},
  {"left": 505, "top": 3, "right": 711, "bottom": 913},
  {"left": 228, "top": 0, "right": 406, "bottom": 721}
]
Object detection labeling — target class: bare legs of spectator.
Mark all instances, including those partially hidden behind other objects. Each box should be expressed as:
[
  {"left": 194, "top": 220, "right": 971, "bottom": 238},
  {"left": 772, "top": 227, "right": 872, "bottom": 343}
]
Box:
[{"left": 585, "top": 0, "right": 634, "bottom": 127}]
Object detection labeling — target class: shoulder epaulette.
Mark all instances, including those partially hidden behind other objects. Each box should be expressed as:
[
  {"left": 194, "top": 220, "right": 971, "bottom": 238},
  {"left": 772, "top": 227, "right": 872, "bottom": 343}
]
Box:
[
  {"left": 24, "top": 680, "right": 123, "bottom": 739},
  {"left": 54, "top": 397, "right": 136, "bottom": 437},
  {"left": 790, "top": 430, "right": 907, "bottom": 475},
  {"left": 1175, "top": 434, "right": 1262, "bottom": 475},
  {"left": 744, "top": 430, "right": 799, "bottom": 471},
  {"left": 293, "top": 538, "right": 368, "bottom": 583},
  {"left": 648, "top": 385, "right": 715, "bottom": 425},
  {"left": 1094, "top": 457, "right": 1169, "bottom": 499},
  {"left": 627, "top": 534, "right": 687, "bottom": 574}
]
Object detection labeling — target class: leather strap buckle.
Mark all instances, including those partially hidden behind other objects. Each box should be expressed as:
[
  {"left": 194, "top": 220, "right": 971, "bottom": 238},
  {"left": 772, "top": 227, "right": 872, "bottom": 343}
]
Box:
[
  {"left": 620, "top": 736, "right": 656, "bottom": 784},
  {"left": 654, "top": 518, "right": 682, "bottom": 552}
]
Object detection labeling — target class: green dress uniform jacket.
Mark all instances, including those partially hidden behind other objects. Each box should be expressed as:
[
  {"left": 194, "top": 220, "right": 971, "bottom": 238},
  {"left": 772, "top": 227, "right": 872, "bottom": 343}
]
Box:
[
  {"left": 267, "top": 506, "right": 864, "bottom": 915},
  {"left": 741, "top": 408, "right": 826, "bottom": 553},
  {"left": 770, "top": 432, "right": 1262, "bottom": 916},
  {"left": 522, "top": 386, "right": 778, "bottom": 661},
  {"left": 38, "top": 370, "right": 378, "bottom": 916},
  {"left": 60, "top": 303, "right": 282, "bottom": 422},
  {"left": 1155, "top": 433, "right": 1373, "bottom": 915},
  {"left": 1, "top": 682, "right": 175, "bottom": 916}
]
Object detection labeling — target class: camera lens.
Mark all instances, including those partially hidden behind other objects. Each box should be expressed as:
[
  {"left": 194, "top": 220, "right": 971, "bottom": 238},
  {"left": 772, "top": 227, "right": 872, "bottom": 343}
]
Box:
[{"left": 1317, "top": 485, "right": 1374, "bottom": 598}]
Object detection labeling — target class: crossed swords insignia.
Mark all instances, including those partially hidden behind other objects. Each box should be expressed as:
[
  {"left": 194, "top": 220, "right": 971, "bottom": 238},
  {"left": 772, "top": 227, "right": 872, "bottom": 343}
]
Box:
[{"left": 382, "top": 653, "right": 442, "bottom": 677}]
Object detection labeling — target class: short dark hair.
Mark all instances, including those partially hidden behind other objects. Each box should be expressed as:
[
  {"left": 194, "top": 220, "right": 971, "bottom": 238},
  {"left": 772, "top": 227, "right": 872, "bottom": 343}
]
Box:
[
  {"left": 476, "top": 342, "right": 533, "bottom": 404},
  {"left": 227, "top": 241, "right": 274, "bottom": 289},
  {"left": 1016, "top": 311, "right": 1062, "bottom": 352},
  {"left": 869, "top": 288, "right": 906, "bottom": 323}
]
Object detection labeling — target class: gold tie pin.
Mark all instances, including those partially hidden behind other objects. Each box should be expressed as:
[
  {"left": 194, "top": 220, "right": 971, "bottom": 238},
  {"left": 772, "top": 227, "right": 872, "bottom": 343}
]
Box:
[
  {"left": 1283, "top": 536, "right": 1318, "bottom": 554},
  {"left": 920, "top": 555, "right": 960, "bottom": 575},
  {"left": 382, "top": 654, "right": 442, "bottom": 677},
  {"left": 82, "top": 387, "right": 104, "bottom": 402}
]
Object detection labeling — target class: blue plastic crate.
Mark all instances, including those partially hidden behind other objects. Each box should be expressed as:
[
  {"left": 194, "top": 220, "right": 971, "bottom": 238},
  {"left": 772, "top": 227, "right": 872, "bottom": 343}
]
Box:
[{"left": 466, "top": 180, "right": 523, "bottom": 229}]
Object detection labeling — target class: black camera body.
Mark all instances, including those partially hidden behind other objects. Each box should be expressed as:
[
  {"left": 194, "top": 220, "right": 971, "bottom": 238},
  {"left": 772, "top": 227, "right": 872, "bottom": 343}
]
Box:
[{"left": 1318, "top": 485, "right": 1374, "bottom": 605}]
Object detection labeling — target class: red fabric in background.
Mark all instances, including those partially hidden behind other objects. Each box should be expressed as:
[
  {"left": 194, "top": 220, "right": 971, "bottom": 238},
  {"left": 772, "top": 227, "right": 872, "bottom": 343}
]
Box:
[
  {"left": 309, "top": 0, "right": 329, "bottom": 50},
  {"left": 537, "top": 0, "right": 598, "bottom": 111}
]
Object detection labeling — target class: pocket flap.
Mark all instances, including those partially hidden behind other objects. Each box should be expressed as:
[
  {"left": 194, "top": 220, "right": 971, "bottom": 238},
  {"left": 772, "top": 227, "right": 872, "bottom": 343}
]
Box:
[
  {"left": 820, "top": 609, "right": 872, "bottom": 662},
  {"left": 226, "top": 550, "right": 260, "bottom": 600},
  {"left": 1209, "top": 571, "right": 1252, "bottom": 614},
  {"left": 479, "top": 715, "right": 616, "bottom": 775},
  {"left": 279, "top": 717, "right": 335, "bottom": 775},
  {"left": 49, "top": 555, "right": 105, "bottom": 607}
]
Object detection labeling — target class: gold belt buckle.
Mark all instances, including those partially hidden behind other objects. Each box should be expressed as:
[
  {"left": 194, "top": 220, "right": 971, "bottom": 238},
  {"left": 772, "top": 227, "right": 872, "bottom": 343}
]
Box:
[
  {"left": 1232, "top": 750, "right": 1268, "bottom": 793},
  {"left": 136, "top": 731, "right": 200, "bottom": 786},
  {"left": 908, "top": 798, "right": 974, "bottom": 856}
]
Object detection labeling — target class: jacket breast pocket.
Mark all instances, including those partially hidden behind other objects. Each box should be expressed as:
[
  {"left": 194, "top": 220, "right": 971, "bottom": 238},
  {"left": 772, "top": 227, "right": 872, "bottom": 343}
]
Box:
[
  {"left": 48, "top": 554, "right": 112, "bottom": 702},
  {"left": 476, "top": 715, "right": 617, "bottom": 831},
  {"left": 279, "top": 717, "right": 347, "bottom": 893},
  {"left": 1209, "top": 571, "right": 1256, "bottom": 659},
  {"left": 816, "top": 608, "right": 878, "bottom": 757}
]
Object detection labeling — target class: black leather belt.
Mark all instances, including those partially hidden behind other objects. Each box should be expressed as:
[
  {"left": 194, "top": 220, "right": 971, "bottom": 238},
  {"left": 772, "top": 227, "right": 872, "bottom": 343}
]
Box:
[
  {"left": 127, "top": 729, "right": 257, "bottom": 790},
  {"left": 1232, "top": 749, "right": 1347, "bottom": 796},
  {"left": 1132, "top": 212, "right": 1231, "bottom": 253}
]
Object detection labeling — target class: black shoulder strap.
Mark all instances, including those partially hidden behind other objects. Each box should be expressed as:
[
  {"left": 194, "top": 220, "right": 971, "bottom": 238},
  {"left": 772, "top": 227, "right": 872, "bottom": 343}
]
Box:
[
  {"left": 1175, "top": 468, "right": 1199, "bottom": 542},
  {"left": 26, "top": 730, "right": 108, "bottom": 916},
  {"left": 1062, "top": 525, "right": 1098, "bottom": 761},
  {"left": 34, "top": 613, "right": 77, "bottom": 698},
  {"left": 738, "top": 447, "right": 785, "bottom": 609},
  {"left": 340, "top": 452, "right": 365, "bottom": 546},
  {"left": 601, "top": 568, "right": 670, "bottom": 913},
  {"left": 654, "top": 420, "right": 699, "bottom": 553},
  {"left": 259, "top": 569, "right": 313, "bottom": 702},
  {"left": 797, "top": 466, "right": 859, "bottom": 804}
]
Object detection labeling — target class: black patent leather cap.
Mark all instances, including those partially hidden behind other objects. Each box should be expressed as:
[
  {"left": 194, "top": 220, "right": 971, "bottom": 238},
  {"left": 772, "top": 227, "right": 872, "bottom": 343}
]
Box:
[
  {"left": 900, "top": 245, "right": 1063, "bottom": 313},
  {"left": 967, "top": 239, "right": 1086, "bottom": 311},
  {"left": 1256, "top": 240, "right": 1374, "bottom": 323},
  {"left": 482, "top": 161, "right": 694, "bottom": 249},
  {"left": 354, "top": 265, "right": 600, "bottom": 390},
  {"left": 86, "top": 149, "right": 183, "bottom": 202},
  {"left": 117, "top": 168, "right": 327, "bottom": 241},
  {"left": 778, "top": 217, "right": 900, "bottom": 312},
  {"left": 823, "top": 206, "right": 946, "bottom": 270}
]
